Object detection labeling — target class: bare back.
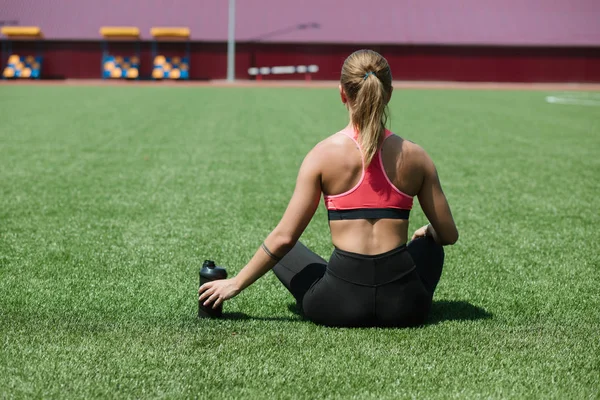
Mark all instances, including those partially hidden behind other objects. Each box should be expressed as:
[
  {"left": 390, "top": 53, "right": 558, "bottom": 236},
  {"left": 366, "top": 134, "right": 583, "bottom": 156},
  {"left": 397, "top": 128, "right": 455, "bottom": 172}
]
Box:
[{"left": 318, "top": 131, "right": 424, "bottom": 255}]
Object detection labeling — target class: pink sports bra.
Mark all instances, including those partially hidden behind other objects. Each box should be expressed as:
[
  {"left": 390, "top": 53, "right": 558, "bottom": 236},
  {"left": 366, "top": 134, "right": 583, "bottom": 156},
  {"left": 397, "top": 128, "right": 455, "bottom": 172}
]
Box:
[{"left": 324, "top": 128, "right": 414, "bottom": 220}]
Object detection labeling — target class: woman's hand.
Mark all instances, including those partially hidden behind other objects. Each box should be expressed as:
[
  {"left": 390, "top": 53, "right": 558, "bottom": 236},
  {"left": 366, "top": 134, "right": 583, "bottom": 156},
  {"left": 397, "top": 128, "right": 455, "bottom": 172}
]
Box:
[
  {"left": 198, "top": 278, "right": 241, "bottom": 309},
  {"left": 411, "top": 224, "right": 439, "bottom": 243}
]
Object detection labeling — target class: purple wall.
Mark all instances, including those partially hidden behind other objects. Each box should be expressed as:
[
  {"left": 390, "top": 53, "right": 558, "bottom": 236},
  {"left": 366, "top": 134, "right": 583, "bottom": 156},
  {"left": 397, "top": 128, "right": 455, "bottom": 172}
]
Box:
[{"left": 1, "top": 0, "right": 599, "bottom": 46}]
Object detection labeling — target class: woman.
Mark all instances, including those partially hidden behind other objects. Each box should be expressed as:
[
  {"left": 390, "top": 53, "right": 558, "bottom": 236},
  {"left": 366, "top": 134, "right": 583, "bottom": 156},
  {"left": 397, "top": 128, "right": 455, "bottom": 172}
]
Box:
[{"left": 199, "top": 49, "right": 458, "bottom": 327}]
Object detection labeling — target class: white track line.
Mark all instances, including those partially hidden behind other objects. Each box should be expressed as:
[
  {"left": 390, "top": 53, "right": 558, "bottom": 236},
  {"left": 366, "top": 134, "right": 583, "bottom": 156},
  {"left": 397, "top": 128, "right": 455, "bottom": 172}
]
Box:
[{"left": 546, "top": 94, "right": 600, "bottom": 106}]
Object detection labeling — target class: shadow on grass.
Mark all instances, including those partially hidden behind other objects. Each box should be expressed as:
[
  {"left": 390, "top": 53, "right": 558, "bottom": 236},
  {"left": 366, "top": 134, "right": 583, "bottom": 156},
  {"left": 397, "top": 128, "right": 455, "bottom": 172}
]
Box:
[
  {"left": 427, "top": 300, "right": 492, "bottom": 325},
  {"left": 220, "top": 300, "right": 491, "bottom": 326},
  {"left": 218, "top": 303, "right": 303, "bottom": 323},
  {"left": 221, "top": 312, "right": 301, "bottom": 323}
]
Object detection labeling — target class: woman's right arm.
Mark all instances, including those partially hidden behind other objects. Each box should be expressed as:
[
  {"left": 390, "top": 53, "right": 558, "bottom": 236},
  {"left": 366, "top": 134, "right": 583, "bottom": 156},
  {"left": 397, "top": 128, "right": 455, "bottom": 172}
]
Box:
[{"left": 415, "top": 152, "right": 458, "bottom": 246}]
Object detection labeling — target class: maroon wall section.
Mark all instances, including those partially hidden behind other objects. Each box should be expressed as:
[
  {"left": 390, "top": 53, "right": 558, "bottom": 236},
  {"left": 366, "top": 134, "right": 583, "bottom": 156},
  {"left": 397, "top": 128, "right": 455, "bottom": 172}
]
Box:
[
  {"left": 244, "top": 44, "right": 600, "bottom": 83},
  {"left": 6, "top": 40, "right": 599, "bottom": 83}
]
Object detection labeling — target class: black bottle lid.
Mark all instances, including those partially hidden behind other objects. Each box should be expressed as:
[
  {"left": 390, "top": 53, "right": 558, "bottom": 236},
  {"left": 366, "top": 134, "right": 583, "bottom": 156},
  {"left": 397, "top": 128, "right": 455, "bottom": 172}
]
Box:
[{"left": 200, "top": 260, "right": 227, "bottom": 280}]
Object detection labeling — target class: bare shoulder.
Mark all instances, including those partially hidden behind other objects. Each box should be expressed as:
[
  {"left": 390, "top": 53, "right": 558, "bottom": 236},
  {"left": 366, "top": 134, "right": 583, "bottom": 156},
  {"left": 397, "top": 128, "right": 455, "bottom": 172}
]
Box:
[
  {"left": 310, "top": 132, "right": 353, "bottom": 159},
  {"left": 396, "top": 136, "right": 435, "bottom": 172},
  {"left": 300, "top": 132, "right": 349, "bottom": 171},
  {"left": 395, "top": 136, "right": 424, "bottom": 156},
  {"left": 319, "top": 132, "right": 353, "bottom": 149}
]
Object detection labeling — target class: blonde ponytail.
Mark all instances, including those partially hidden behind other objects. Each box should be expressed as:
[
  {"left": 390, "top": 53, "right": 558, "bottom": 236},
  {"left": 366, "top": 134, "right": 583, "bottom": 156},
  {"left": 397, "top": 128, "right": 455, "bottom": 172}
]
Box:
[{"left": 340, "top": 50, "right": 392, "bottom": 166}]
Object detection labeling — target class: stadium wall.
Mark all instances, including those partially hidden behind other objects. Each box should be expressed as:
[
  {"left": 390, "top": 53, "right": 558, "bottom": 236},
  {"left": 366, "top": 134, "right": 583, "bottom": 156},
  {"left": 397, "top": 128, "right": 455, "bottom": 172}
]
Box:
[
  {"left": 5, "top": 40, "right": 600, "bottom": 82},
  {"left": 2, "top": 0, "right": 600, "bottom": 46},
  {"left": 2, "top": 0, "right": 599, "bottom": 82}
]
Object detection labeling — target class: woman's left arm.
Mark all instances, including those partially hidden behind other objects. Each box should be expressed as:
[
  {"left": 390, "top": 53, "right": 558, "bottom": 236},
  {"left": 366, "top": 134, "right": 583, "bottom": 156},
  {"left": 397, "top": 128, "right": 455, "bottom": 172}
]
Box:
[{"left": 199, "top": 149, "right": 322, "bottom": 309}]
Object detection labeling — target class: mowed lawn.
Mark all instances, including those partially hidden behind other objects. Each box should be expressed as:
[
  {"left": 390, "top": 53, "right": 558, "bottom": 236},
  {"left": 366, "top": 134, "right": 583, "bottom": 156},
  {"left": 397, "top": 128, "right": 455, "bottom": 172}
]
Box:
[{"left": 0, "top": 85, "right": 598, "bottom": 399}]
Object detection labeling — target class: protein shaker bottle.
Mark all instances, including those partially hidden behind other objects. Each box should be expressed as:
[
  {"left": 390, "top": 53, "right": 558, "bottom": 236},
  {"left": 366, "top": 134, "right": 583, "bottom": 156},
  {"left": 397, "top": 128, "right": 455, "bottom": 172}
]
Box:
[{"left": 198, "top": 260, "right": 228, "bottom": 318}]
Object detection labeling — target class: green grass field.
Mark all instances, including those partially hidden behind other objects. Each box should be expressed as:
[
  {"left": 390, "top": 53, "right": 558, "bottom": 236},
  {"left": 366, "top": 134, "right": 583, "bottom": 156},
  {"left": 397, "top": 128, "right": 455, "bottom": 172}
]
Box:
[{"left": 1, "top": 85, "right": 599, "bottom": 398}]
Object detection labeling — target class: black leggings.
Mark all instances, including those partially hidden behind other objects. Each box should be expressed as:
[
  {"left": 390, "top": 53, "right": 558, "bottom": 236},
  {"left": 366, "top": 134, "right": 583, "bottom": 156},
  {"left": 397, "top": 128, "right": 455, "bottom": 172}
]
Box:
[{"left": 272, "top": 237, "right": 444, "bottom": 327}]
